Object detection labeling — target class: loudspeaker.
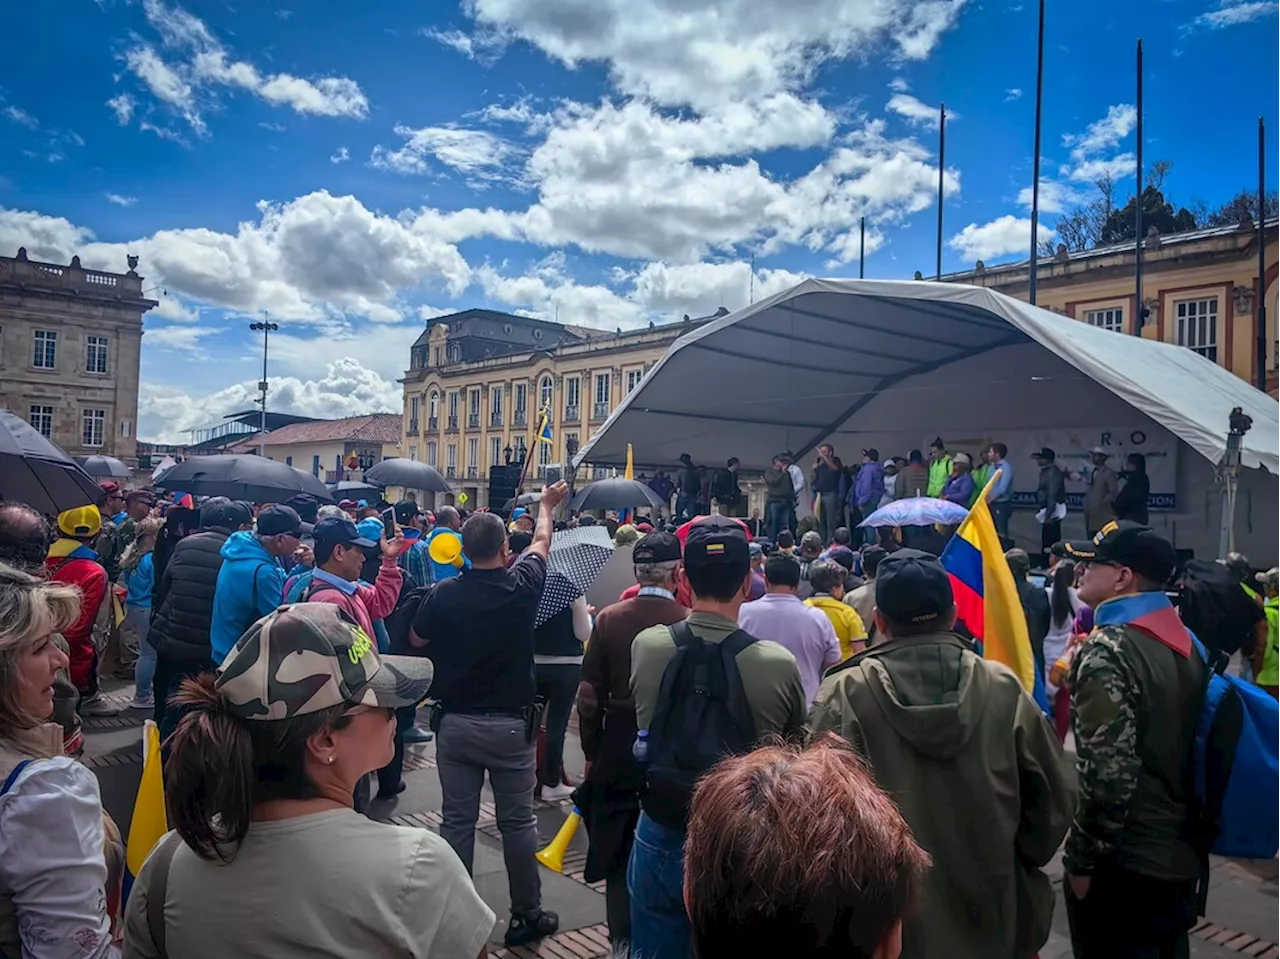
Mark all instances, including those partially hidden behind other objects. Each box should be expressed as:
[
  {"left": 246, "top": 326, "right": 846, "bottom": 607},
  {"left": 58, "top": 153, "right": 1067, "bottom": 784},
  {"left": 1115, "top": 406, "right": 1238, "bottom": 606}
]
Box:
[{"left": 488, "top": 464, "right": 521, "bottom": 514}]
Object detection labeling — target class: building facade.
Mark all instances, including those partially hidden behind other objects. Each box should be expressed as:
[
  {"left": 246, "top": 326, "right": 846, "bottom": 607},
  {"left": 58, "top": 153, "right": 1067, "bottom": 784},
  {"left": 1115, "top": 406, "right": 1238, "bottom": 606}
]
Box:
[
  {"left": 229, "top": 413, "right": 403, "bottom": 481},
  {"left": 0, "top": 248, "right": 157, "bottom": 463},
  {"left": 401, "top": 308, "right": 724, "bottom": 507},
  {"left": 940, "top": 218, "right": 1279, "bottom": 394}
]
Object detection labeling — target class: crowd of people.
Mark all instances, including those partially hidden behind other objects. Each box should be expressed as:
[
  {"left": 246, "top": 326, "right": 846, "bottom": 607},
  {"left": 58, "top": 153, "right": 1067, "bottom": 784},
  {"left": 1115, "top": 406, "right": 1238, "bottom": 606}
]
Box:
[{"left": 0, "top": 456, "right": 1274, "bottom": 959}]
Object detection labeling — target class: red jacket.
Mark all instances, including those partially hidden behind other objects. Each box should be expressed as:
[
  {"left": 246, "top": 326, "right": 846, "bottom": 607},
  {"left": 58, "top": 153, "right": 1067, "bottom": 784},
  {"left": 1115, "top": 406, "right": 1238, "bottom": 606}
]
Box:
[{"left": 46, "top": 551, "right": 108, "bottom": 691}]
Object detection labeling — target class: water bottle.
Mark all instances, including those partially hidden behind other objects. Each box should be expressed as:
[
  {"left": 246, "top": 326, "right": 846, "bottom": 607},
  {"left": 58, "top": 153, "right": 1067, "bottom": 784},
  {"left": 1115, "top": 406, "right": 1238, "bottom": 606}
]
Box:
[{"left": 632, "top": 728, "right": 650, "bottom": 763}]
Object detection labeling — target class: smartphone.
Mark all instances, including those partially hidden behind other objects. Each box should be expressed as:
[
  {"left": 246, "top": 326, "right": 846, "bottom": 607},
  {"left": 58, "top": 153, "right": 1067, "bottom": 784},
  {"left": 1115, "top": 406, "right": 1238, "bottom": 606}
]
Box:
[{"left": 381, "top": 507, "right": 397, "bottom": 540}]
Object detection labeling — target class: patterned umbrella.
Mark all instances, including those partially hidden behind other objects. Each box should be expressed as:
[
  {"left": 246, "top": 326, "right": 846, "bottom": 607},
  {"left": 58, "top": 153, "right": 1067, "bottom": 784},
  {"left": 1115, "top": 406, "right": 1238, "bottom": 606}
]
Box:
[
  {"left": 536, "top": 526, "right": 615, "bottom": 627},
  {"left": 858, "top": 497, "right": 969, "bottom": 528}
]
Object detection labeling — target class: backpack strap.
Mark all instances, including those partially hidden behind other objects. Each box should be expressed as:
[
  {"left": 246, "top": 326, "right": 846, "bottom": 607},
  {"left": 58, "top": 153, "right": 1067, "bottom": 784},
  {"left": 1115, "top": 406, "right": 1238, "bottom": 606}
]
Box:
[
  {"left": 145, "top": 831, "right": 182, "bottom": 958},
  {"left": 0, "top": 760, "right": 32, "bottom": 797}
]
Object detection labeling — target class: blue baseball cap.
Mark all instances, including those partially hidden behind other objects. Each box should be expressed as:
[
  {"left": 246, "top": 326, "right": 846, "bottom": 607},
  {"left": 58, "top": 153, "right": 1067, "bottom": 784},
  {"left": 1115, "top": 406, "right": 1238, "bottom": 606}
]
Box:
[{"left": 313, "top": 517, "right": 376, "bottom": 554}]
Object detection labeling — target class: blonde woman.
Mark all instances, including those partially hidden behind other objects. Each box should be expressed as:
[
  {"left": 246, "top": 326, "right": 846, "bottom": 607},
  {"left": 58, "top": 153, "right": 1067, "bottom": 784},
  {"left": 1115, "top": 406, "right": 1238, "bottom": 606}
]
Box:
[
  {"left": 0, "top": 561, "right": 123, "bottom": 957},
  {"left": 120, "top": 516, "right": 164, "bottom": 710}
]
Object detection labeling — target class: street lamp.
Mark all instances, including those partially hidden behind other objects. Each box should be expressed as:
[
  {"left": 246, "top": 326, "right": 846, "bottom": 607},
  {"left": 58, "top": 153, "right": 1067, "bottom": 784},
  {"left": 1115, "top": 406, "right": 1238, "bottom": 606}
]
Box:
[
  {"left": 249, "top": 313, "right": 279, "bottom": 455},
  {"left": 565, "top": 435, "right": 580, "bottom": 507},
  {"left": 503, "top": 444, "right": 513, "bottom": 466}
]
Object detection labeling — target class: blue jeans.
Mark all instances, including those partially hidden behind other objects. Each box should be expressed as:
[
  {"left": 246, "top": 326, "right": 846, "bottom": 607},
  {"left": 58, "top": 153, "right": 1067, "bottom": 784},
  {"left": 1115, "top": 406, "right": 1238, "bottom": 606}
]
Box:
[
  {"left": 127, "top": 605, "right": 156, "bottom": 700},
  {"left": 764, "top": 499, "right": 789, "bottom": 541},
  {"left": 675, "top": 493, "right": 697, "bottom": 523},
  {"left": 627, "top": 812, "right": 691, "bottom": 959}
]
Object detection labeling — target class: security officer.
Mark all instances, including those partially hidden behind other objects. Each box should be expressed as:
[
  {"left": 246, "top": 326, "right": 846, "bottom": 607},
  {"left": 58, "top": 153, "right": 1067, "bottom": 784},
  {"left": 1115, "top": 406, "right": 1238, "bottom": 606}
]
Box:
[
  {"left": 410, "top": 480, "right": 569, "bottom": 949},
  {"left": 1062, "top": 521, "right": 1205, "bottom": 958}
]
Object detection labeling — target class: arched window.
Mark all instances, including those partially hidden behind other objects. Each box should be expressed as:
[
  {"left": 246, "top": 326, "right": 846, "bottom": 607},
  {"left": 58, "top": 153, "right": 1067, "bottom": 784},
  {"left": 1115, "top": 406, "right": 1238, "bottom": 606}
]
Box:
[
  {"left": 428, "top": 391, "right": 439, "bottom": 419},
  {"left": 539, "top": 375, "right": 553, "bottom": 411}
]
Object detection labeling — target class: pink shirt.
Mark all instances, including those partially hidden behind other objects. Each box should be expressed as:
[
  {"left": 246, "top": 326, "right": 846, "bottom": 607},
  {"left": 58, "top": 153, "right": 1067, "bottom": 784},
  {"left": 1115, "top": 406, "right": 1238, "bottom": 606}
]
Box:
[
  {"left": 737, "top": 592, "right": 842, "bottom": 704},
  {"left": 306, "top": 556, "right": 403, "bottom": 638}
]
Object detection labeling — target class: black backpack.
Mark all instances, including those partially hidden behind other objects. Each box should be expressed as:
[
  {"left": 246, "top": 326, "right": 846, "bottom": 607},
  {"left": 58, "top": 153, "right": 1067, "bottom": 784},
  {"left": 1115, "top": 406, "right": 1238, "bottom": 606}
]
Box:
[
  {"left": 384, "top": 580, "right": 432, "bottom": 655},
  {"left": 1178, "top": 559, "right": 1264, "bottom": 661},
  {"left": 642, "top": 621, "right": 758, "bottom": 829}
]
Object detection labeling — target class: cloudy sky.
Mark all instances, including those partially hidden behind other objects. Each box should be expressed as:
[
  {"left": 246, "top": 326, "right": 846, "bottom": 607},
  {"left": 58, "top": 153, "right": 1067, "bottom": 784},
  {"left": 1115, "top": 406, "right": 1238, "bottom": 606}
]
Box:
[{"left": 2, "top": 0, "right": 1276, "bottom": 443}]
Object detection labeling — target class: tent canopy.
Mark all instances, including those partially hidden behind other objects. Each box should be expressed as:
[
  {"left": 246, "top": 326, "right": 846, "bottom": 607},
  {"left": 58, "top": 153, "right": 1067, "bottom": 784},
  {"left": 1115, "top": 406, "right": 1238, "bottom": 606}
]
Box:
[{"left": 575, "top": 279, "right": 1279, "bottom": 475}]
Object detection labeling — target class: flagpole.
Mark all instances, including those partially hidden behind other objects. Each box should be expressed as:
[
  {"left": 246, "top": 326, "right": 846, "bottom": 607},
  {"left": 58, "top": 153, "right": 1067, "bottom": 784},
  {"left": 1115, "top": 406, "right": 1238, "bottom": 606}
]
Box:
[
  {"left": 859, "top": 215, "right": 866, "bottom": 279},
  {"left": 936, "top": 102, "right": 946, "bottom": 280},
  {"left": 1134, "top": 38, "right": 1145, "bottom": 335},
  {"left": 1029, "top": 0, "right": 1045, "bottom": 305},
  {"left": 1257, "top": 116, "right": 1267, "bottom": 391}
]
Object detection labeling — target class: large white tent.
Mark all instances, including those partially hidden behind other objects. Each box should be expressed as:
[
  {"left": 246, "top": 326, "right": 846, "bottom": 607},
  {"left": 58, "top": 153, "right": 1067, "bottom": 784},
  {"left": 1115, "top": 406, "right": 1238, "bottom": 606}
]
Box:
[{"left": 575, "top": 279, "right": 1279, "bottom": 562}]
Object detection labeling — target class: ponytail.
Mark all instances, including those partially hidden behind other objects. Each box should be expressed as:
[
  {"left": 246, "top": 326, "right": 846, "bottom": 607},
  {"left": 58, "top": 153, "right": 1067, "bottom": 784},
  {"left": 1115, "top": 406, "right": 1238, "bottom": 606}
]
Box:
[
  {"left": 1050, "top": 560, "right": 1077, "bottom": 628},
  {"left": 165, "top": 674, "right": 351, "bottom": 862}
]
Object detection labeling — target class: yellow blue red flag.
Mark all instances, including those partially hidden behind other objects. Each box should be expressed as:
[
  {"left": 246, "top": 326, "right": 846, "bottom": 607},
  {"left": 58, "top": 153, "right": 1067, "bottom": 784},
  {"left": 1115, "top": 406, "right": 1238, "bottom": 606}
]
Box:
[
  {"left": 939, "top": 470, "right": 1041, "bottom": 701},
  {"left": 124, "top": 720, "right": 168, "bottom": 900},
  {"left": 537, "top": 409, "right": 553, "bottom": 444}
]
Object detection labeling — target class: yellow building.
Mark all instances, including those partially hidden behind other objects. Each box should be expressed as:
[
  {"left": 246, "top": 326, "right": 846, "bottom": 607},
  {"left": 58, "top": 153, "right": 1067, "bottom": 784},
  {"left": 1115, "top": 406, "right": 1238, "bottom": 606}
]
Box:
[
  {"left": 230, "top": 413, "right": 402, "bottom": 482},
  {"left": 401, "top": 308, "right": 724, "bottom": 507},
  {"left": 941, "top": 218, "right": 1279, "bottom": 394}
]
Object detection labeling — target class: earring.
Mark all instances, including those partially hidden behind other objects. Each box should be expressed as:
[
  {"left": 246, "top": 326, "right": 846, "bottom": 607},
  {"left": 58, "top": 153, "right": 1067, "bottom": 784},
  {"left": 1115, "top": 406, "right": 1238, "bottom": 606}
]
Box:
[{"left": 327, "top": 756, "right": 335, "bottom": 764}]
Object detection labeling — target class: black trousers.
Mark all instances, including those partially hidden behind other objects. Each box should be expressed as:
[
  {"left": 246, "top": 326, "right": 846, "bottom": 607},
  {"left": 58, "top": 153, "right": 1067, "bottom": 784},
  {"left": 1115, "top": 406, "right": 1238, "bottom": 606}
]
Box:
[
  {"left": 606, "top": 867, "right": 630, "bottom": 946},
  {"left": 1041, "top": 519, "right": 1062, "bottom": 565},
  {"left": 378, "top": 705, "right": 417, "bottom": 794},
  {"left": 1066, "top": 865, "right": 1194, "bottom": 959},
  {"left": 535, "top": 663, "right": 580, "bottom": 787}
]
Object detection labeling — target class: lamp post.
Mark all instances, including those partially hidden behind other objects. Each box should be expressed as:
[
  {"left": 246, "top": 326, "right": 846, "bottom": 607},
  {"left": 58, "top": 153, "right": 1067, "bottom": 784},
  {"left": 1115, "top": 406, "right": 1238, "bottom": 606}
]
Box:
[
  {"left": 249, "top": 313, "right": 278, "bottom": 456},
  {"left": 565, "top": 434, "right": 580, "bottom": 517}
]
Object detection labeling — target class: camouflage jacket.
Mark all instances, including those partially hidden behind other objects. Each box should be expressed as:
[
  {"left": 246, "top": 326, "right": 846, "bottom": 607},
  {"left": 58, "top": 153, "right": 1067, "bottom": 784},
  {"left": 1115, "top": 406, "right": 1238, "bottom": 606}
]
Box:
[
  {"left": 98, "top": 516, "right": 135, "bottom": 582},
  {"left": 1064, "top": 619, "right": 1203, "bottom": 880}
]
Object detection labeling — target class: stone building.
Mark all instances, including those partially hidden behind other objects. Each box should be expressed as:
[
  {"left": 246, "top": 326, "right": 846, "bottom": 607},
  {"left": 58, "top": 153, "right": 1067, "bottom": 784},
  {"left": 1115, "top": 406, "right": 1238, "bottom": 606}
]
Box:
[
  {"left": 401, "top": 308, "right": 725, "bottom": 508},
  {"left": 940, "top": 218, "right": 1279, "bottom": 395},
  {"left": 0, "top": 248, "right": 157, "bottom": 464}
]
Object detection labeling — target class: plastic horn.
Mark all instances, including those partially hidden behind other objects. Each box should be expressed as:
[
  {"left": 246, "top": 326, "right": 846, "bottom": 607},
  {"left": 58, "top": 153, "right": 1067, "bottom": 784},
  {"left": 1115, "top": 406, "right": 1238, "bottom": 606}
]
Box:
[{"left": 535, "top": 807, "right": 582, "bottom": 873}]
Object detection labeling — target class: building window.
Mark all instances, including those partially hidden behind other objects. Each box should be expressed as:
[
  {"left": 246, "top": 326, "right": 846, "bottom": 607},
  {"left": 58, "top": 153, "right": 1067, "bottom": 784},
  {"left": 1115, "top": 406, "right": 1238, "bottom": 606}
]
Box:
[
  {"left": 489, "top": 436, "right": 501, "bottom": 470},
  {"left": 1175, "top": 297, "right": 1219, "bottom": 362},
  {"left": 446, "top": 443, "right": 457, "bottom": 477},
  {"left": 565, "top": 376, "right": 581, "bottom": 418},
  {"left": 429, "top": 391, "right": 439, "bottom": 419},
  {"left": 449, "top": 343, "right": 462, "bottom": 362},
  {"left": 29, "top": 405, "right": 54, "bottom": 439},
  {"left": 285, "top": 455, "right": 293, "bottom": 467},
  {"left": 335, "top": 454, "right": 343, "bottom": 473},
  {"left": 409, "top": 395, "right": 420, "bottom": 431},
  {"left": 33, "top": 330, "right": 57, "bottom": 369},
  {"left": 1084, "top": 308, "right": 1123, "bottom": 333},
  {"left": 514, "top": 382, "right": 527, "bottom": 424},
  {"left": 467, "top": 437, "right": 479, "bottom": 476},
  {"left": 119, "top": 419, "right": 132, "bottom": 438},
  {"left": 82, "top": 409, "right": 106, "bottom": 447},
  {"left": 433, "top": 346, "right": 442, "bottom": 366},
  {"left": 409, "top": 444, "right": 418, "bottom": 462},
  {"left": 539, "top": 375, "right": 553, "bottom": 411},
  {"left": 86, "top": 335, "right": 109, "bottom": 374},
  {"left": 593, "top": 373, "right": 611, "bottom": 419},
  {"left": 447, "top": 391, "right": 459, "bottom": 429},
  {"left": 537, "top": 437, "right": 551, "bottom": 477},
  {"left": 427, "top": 440, "right": 437, "bottom": 467},
  {"left": 312, "top": 455, "right": 320, "bottom": 476},
  {"left": 626, "top": 368, "right": 643, "bottom": 393},
  {"left": 468, "top": 389, "right": 481, "bottom": 428}
]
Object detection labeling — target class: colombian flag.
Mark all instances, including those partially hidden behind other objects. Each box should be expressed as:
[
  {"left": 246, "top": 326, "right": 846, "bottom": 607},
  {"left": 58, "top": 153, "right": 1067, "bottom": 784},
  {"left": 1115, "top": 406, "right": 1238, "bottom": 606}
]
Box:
[
  {"left": 123, "top": 720, "right": 169, "bottom": 901},
  {"left": 536, "top": 409, "right": 554, "bottom": 444},
  {"left": 940, "top": 470, "right": 1043, "bottom": 704}
]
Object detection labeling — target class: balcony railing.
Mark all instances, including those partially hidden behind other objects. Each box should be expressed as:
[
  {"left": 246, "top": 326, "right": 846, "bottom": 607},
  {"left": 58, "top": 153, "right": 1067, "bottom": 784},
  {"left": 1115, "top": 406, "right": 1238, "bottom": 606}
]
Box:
[
  {"left": 446, "top": 416, "right": 458, "bottom": 431},
  {"left": 467, "top": 466, "right": 478, "bottom": 478},
  {"left": 490, "top": 412, "right": 503, "bottom": 428},
  {"left": 592, "top": 402, "right": 609, "bottom": 421},
  {"left": 408, "top": 419, "right": 419, "bottom": 436},
  {"left": 428, "top": 416, "right": 438, "bottom": 431},
  {"left": 513, "top": 409, "right": 527, "bottom": 427},
  {"left": 446, "top": 466, "right": 457, "bottom": 478},
  {"left": 564, "top": 405, "right": 579, "bottom": 422},
  {"left": 468, "top": 414, "right": 480, "bottom": 429}
]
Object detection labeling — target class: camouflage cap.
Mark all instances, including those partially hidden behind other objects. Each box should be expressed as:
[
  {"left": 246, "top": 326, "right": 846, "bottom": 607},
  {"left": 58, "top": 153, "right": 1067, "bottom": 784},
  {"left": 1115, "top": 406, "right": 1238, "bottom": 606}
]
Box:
[{"left": 215, "top": 603, "right": 433, "bottom": 720}]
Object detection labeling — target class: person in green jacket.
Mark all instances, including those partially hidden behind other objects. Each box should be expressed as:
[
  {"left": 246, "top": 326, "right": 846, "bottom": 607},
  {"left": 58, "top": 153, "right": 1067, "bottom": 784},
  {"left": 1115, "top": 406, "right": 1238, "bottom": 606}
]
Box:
[
  {"left": 926, "top": 437, "right": 953, "bottom": 498},
  {"left": 970, "top": 448, "right": 995, "bottom": 506},
  {"left": 1255, "top": 567, "right": 1278, "bottom": 698}
]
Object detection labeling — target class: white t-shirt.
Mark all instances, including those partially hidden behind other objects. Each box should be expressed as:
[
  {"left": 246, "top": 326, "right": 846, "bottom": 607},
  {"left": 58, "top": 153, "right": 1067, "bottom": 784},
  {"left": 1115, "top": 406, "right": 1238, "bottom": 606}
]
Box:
[
  {"left": 1043, "top": 586, "right": 1083, "bottom": 696},
  {"left": 123, "top": 809, "right": 494, "bottom": 959}
]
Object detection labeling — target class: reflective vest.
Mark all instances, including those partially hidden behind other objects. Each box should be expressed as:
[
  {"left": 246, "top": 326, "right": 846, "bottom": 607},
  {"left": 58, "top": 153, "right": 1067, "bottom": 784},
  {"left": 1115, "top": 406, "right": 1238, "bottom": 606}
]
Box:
[
  {"left": 1259, "top": 596, "right": 1278, "bottom": 687},
  {"left": 927, "top": 455, "right": 952, "bottom": 497}
]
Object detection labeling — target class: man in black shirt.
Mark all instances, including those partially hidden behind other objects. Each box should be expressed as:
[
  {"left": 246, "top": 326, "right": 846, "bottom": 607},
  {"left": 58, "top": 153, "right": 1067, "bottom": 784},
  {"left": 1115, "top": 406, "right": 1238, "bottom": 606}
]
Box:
[
  {"left": 410, "top": 479, "right": 569, "bottom": 949},
  {"left": 810, "top": 444, "right": 843, "bottom": 544}
]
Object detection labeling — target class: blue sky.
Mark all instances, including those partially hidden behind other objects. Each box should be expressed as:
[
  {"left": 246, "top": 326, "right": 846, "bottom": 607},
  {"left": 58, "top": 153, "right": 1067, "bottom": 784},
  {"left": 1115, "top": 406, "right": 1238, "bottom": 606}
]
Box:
[{"left": 1, "top": 0, "right": 1276, "bottom": 442}]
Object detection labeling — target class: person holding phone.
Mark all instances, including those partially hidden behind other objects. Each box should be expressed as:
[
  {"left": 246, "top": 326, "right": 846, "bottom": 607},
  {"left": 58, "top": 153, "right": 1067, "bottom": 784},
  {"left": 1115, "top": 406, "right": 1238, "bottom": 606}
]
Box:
[{"left": 303, "top": 517, "right": 404, "bottom": 645}]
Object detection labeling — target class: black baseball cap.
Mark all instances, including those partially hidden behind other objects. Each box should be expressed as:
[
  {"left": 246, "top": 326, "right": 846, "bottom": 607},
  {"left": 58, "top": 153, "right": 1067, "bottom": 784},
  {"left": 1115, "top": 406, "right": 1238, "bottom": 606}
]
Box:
[
  {"left": 394, "top": 500, "right": 422, "bottom": 524},
  {"left": 875, "top": 548, "right": 955, "bottom": 625},
  {"left": 683, "top": 515, "right": 749, "bottom": 570},
  {"left": 633, "top": 531, "right": 682, "bottom": 564},
  {"left": 256, "top": 504, "right": 312, "bottom": 537},
  {"left": 1032, "top": 447, "right": 1056, "bottom": 461},
  {"left": 313, "top": 517, "right": 376, "bottom": 553},
  {"left": 1064, "top": 521, "right": 1176, "bottom": 584}
]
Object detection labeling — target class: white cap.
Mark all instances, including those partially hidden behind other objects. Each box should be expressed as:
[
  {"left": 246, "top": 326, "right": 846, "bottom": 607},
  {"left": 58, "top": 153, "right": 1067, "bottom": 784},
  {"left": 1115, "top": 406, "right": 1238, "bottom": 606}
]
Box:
[{"left": 883, "top": 459, "right": 896, "bottom": 468}]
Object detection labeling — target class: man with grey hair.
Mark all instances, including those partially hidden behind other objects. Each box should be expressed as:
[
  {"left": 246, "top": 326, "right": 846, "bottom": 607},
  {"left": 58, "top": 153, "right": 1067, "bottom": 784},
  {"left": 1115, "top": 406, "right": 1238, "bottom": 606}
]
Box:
[
  {"left": 577, "top": 531, "right": 688, "bottom": 949},
  {"left": 410, "top": 482, "right": 569, "bottom": 948}
]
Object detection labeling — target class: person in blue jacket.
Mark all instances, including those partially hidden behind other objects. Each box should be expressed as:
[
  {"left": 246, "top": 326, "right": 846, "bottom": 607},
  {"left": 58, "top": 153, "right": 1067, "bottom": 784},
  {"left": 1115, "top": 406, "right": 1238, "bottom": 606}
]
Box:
[
  {"left": 422, "top": 505, "right": 467, "bottom": 582},
  {"left": 121, "top": 516, "right": 164, "bottom": 709},
  {"left": 208, "top": 505, "right": 311, "bottom": 663}
]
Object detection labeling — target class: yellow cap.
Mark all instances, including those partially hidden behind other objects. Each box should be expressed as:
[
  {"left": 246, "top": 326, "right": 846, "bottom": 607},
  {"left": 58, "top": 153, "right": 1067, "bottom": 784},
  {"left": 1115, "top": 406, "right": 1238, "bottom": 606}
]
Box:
[
  {"left": 57, "top": 505, "right": 102, "bottom": 538},
  {"left": 428, "top": 532, "right": 464, "bottom": 568}
]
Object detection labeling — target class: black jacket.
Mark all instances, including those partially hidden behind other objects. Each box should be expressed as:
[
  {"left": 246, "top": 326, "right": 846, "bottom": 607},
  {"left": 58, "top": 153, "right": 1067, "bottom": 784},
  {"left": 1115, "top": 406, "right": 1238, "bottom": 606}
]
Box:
[
  {"left": 1112, "top": 471, "right": 1150, "bottom": 524},
  {"left": 151, "top": 526, "right": 233, "bottom": 666}
]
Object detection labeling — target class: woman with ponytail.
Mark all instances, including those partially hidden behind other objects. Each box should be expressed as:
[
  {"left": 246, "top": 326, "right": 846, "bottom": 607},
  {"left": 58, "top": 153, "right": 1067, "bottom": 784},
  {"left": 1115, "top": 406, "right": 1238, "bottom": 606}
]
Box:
[
  {"left": 122, "top": 603, "right": 493, "bottom": 958},
  {"left": 120, "top": 516, "right": 163, "bottom": 710}
]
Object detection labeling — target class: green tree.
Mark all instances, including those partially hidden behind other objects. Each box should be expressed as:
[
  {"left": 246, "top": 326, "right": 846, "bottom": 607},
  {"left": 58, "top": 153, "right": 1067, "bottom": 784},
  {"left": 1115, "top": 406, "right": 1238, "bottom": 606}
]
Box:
[{"left": 1099, "top": 185, "right": 1198, "bottom": 244}]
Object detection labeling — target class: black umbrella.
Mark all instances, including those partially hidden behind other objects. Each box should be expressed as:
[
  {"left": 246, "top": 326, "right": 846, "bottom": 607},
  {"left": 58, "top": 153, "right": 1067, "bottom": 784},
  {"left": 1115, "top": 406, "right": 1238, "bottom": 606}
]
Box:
[
  {"left": 363, "top": 459, "right": 451, "bottom": 493},
  {"left": 76, "top": 454, "right": 132, "bottom": 480},
  {"left": 0, "top": 410, "right": 106, "bottom": 515},
  {"left": 569, "top": 478, "right": 664, "bottom": 513},
  {"left": 153, "top": 454, "right": 334, "bottom": 504},
  {"left": 328, "top": 480, "right": 384, "bottom": 500}
]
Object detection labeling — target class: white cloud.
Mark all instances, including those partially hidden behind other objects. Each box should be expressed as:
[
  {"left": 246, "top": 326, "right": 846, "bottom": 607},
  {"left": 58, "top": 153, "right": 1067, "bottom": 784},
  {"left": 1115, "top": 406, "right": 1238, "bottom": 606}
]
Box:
[
  {"left": 370, "top": 125, "right": 522, "bottom": 182},
  {"left": 886, "top": 92, "right": 952, "bottom": 129},
  {"left": 1066, "top": 153, "right": 1136, "bottom": 183},
  {"left": 4, "top": 106, "right": 38, "bottom": 128},
  {"left": 1188, "top": 0, "right": 1278, "bottom": 29},
  {"left": 330, "top": 146, "right": 350, "bottom": 163},
  {"left": 105, "top": 193, "right": 138, "bottom": 206},
  {"left": 106, "top": 94, "right": 136, "bottom": 125},
  {"left": 1016, "top": 178, "right": 1083, "bottom": 215},
  {"left": 151, "top": 296, "right": 202, "bottom": 322},
  {"left": 1063, "top": 104, "right": 1136, "bottom": 161},
  {"left": 888, "top": 77, "right": 911, "bottom": 93},
  {"left": 137, "top": 357, "right": 403, "bottom": 443},
  {"left": 118, "top": 0, "right": 368, "bottom": 135},
  {"left": 144, "top": 324, "right": 218, "bottom": 354},
  {"left": 948, "top": 215, "right": 1054, "bottom": 262},
  {"left": 1004, "top": 88, "right": 1023, "bottom": 101},
  {"left": 420, "top": 25, "right": 507, "bottom": 64}
]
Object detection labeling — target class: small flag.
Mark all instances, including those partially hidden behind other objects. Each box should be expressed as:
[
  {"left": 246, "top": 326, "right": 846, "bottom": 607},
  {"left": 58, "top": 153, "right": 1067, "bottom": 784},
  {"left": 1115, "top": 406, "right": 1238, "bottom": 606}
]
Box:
[
  {"left": 621, "top": 444, "right": 635, "bottom": 523},
  {"left": 537, "top": 409, "right": 554, "bottom": 444},
  {"left": 940, "top": 470, "right": 1043, "bottom": 705},
  {"left": 124, "top": 720, "right": 169, "bottom": 902}
]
